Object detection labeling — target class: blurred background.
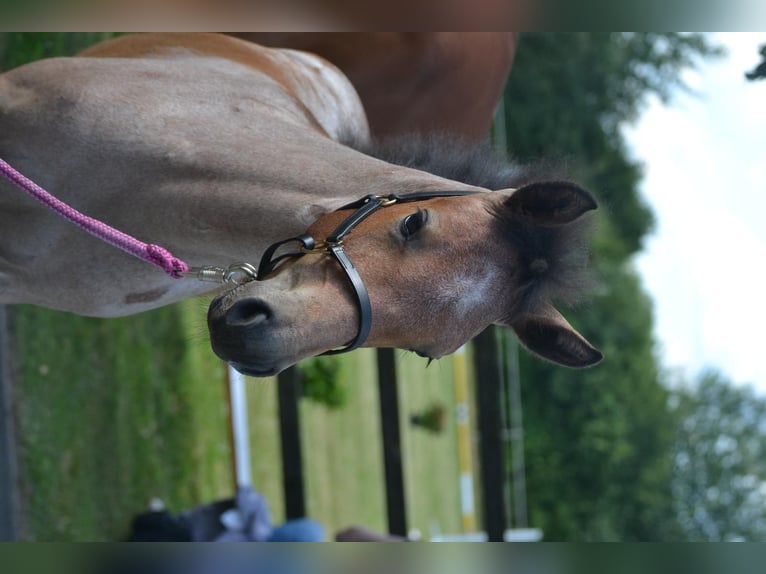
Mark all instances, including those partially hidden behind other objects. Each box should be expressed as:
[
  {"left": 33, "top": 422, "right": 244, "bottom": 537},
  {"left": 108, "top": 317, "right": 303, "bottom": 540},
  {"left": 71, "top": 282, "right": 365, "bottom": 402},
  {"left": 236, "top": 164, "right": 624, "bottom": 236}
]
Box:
[{"left": 0, "top": 32, "right": 765, "bottom": 542}]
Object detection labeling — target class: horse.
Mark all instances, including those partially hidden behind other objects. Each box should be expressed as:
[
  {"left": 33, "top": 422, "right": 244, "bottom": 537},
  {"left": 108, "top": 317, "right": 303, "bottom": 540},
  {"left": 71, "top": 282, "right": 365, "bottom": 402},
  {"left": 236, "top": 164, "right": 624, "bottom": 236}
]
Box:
[
  {"left": 0, "top": 32, "right": 602, "bottom": 376},
  {"left": 228, "top": 33, "right": 518, "bottom": 141}
]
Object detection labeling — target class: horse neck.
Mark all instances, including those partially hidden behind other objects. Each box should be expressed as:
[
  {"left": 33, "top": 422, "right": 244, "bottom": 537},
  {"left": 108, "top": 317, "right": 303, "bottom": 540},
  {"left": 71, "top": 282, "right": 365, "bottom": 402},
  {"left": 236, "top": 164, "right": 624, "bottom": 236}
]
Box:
[{"left": 173, "top": 142, "right": 484, "bottom": 265}]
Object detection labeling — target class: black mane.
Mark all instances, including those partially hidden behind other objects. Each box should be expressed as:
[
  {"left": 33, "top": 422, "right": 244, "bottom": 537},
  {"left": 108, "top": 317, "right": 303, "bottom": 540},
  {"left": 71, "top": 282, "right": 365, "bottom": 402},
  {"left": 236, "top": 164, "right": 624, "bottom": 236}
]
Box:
[
  {"left": 354, "top": 132, "right": 562, "bottom": 190},
  {"left": 354, "top": 133, "right": 595, "bottom": 317}
]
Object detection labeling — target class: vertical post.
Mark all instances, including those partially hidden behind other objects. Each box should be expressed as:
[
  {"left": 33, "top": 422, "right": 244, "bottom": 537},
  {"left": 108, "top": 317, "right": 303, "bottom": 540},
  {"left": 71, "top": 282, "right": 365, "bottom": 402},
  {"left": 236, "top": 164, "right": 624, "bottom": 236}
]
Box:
[
  {"left": 0, "top": 305, "right": 19, "bottom": 541},
  {"left": 277, "top": 366, "right": 306, "bottom": 519},
  {"left": 376, "top": 348, "right": 408, "bottom": 536},
  {"left": 226, "top": 365, "right": 253, "bottom": 490},
  {"left": 504, "top": 334, "right": 528, "bottom": 528},
  {"left": 452, "top": 345, "right": 477, "bottom": 532},
  {"left": 472, "top": 326, "right": 508, "bottom": 542}
]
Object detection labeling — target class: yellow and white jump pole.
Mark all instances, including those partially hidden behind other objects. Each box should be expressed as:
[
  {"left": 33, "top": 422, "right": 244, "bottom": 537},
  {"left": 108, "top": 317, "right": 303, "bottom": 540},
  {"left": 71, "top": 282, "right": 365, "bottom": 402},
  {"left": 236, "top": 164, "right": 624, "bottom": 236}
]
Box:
[{"left": 452, "top": 345, "right": 476, "bottom": 532}]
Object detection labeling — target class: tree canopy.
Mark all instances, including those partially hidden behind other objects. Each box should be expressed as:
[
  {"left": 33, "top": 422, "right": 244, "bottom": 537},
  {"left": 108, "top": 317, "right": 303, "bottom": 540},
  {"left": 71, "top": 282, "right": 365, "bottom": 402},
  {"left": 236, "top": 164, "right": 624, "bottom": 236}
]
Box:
[
  {"left": 671, "top": 371, "right": 766, "bottom": 541},
  {"left": 745, "top": 43, "right": 766, "bottom": 81},
  {"left": 501, "top": 33, "right": 720, "bottom": 540}
]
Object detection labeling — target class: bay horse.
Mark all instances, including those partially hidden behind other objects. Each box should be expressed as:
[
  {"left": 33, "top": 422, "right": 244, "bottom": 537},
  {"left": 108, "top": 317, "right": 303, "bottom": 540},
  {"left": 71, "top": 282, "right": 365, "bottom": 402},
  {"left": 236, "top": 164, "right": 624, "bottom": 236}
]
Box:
[
  {"left": 228, "top": 33, "right": 518, "bottom": 141},
  {"left": 0, "top": 33, "right": 601, "bottom": 375}
]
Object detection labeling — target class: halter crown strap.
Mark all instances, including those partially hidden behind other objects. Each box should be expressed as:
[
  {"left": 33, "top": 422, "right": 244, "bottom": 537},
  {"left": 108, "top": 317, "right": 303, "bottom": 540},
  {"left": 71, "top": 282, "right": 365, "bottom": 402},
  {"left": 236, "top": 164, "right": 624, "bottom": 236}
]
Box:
[{"left": 328, "top": 195, "right": 385, "bottom": 243}]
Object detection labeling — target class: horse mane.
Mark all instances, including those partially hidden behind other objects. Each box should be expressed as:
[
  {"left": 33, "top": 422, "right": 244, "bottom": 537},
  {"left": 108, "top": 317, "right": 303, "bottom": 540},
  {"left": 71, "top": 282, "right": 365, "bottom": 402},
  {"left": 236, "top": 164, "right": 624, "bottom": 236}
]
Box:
[
  {"left": 354, "top": 133, "right": 595, "bottom": 317},
  {"left": 354, "top": 132, "right": 547, "bottom": 190}
]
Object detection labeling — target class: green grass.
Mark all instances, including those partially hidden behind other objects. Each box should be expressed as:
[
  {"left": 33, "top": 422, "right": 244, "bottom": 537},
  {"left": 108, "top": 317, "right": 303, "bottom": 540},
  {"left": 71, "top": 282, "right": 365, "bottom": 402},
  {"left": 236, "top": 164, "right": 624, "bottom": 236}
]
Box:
[
  {"left": 9, "top": 301, "right": 474, "bottom": 540},
  {"left": 2, "top": 32, "right": 479, "bottom": 541},
  {"left": 9, "top": 300, "right": 232, "bottom": 540}
]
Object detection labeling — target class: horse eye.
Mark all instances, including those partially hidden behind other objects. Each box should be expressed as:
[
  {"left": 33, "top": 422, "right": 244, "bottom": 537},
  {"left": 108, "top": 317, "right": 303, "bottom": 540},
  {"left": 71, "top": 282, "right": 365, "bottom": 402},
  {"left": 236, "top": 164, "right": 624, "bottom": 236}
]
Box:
[{"left": 400, "top": 209, "right": 428, "bottom": 239}]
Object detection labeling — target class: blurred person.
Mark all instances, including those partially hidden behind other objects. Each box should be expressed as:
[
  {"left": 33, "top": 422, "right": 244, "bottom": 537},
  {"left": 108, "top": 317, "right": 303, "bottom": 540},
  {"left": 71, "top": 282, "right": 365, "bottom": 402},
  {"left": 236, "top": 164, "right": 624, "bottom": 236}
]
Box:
[
  {"left": 128, "top": 486, "right": 324, "bottom": 542},
  {"left": 128, "top": 486, "right": 406, "bottom": 542}
]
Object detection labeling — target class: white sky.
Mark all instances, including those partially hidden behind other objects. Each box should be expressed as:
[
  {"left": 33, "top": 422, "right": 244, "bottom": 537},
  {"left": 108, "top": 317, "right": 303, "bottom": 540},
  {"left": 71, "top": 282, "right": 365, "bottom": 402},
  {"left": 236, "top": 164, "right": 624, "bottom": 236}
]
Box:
[{"left": 623, "top": 33, "right": 766, "bottom": 395}]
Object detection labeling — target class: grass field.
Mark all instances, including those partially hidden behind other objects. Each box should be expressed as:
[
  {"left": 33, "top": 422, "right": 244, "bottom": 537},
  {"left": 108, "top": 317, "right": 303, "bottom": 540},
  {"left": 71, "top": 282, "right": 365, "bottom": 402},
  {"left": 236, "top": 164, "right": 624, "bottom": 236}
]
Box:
[
  {"left": 8, "top": 300, "right": 477, "bottom": 540},
  {"left": 8, "top": 301, "right": 232, "bottom": 540},
  {"left": 2, "top": 32, "right": 481, "bottom": 541}
]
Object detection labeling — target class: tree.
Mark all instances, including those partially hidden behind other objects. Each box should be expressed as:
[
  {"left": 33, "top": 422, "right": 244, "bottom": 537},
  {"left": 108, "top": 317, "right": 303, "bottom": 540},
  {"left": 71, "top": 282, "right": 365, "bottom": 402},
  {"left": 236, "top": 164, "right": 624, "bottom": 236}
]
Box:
[
  {"left": 517, "top": 264, "right": 679, "bottom": 540},
  {"left": 745, "top": 43, "right": 766, "bottom": 81},
  {"left": 671, "top": 371, "right": 766, "bottom": 541},
  {"left": 504, "top": 33, "right": 719, "bottom": 259},
  {"left": 500, "top": 33, "right": 720, "bottom": 540}
]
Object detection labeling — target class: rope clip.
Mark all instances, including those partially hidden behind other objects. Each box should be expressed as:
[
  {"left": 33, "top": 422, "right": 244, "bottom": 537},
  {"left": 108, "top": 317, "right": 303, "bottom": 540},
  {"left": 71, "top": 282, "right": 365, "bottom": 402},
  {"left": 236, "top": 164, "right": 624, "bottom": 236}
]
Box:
[{"left": 181, "top": 262, "right": 258, "bottom": 285}]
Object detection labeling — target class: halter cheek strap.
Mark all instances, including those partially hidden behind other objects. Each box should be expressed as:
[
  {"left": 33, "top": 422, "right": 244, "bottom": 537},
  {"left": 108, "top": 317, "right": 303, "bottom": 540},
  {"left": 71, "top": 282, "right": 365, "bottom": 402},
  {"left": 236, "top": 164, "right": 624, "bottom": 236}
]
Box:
[
  {"left": 324, "top": 244, "right": 372, "bottom": 355},
  {"left": 257, "top": 191, "right": 479, "bottom": 355}
]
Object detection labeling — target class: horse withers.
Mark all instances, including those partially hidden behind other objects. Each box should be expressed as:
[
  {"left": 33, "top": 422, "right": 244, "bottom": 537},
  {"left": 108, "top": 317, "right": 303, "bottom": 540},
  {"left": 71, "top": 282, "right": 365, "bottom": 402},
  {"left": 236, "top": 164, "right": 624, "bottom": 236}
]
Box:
[{"left": 0, "top": 33, "right": 601, "bottom": 375}]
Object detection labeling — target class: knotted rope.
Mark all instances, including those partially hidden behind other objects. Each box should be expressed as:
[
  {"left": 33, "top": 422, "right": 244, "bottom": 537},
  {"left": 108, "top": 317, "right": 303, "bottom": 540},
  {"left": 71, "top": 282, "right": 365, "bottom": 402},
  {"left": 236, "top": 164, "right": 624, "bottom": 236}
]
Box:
[{"left": 1, "top": 157, "right": 190, "bottom": 278}]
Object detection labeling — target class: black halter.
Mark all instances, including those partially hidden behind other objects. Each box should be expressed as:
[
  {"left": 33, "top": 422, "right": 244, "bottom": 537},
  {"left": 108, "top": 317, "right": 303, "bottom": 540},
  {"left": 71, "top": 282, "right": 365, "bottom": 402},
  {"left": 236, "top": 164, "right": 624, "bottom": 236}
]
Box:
[{"left": 257, "top": 190, "right": 479, "bottom": 355}]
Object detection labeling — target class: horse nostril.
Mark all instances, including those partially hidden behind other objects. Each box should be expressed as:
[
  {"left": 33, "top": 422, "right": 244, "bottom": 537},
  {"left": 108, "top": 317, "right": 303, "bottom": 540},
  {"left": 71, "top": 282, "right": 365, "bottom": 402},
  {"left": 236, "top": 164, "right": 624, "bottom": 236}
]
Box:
[{"left": 225, "top": 298, "right": 273, "bottom": 327}]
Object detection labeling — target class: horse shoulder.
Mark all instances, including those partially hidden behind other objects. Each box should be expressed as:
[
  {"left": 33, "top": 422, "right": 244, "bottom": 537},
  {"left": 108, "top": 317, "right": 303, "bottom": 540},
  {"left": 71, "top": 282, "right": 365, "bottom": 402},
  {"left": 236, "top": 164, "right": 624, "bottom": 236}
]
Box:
[
  {"left": 0, "top": 61, "right": 58, "bottom": 128},
  {"left": 78, "top": 33, "right": 370, "bottom": 146}
]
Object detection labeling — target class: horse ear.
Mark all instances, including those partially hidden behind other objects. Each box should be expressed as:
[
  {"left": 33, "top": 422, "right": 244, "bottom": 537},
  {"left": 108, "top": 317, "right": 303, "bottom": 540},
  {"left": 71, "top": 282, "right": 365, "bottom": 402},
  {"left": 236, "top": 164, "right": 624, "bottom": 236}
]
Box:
[
  {"left": 502, "top": 181, "right": 597, "bottom": 226},
  {"left": 501, "top": 305, "right": 603, "bottom": 368}
]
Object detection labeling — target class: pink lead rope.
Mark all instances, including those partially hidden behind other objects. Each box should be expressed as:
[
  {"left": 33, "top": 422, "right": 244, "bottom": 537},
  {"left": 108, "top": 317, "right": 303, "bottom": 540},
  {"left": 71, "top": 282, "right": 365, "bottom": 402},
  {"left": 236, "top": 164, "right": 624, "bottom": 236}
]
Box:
[
  {"left": 0, "top": 157, "right": 190, "bottom": 278},
  {"left": 1, "top": 157, "right": 258, "bottom": 285}
]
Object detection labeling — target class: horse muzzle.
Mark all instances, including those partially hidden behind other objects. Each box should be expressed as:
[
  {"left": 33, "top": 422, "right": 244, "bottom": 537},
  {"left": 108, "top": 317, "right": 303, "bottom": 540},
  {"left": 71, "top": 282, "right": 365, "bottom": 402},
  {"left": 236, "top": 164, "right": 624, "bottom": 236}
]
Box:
[
  {"left": 206, "top": 285, "right": 360, "bottom": 376},
  {"left": 207, "top": 296, "right": 289, "bottom": 376}
]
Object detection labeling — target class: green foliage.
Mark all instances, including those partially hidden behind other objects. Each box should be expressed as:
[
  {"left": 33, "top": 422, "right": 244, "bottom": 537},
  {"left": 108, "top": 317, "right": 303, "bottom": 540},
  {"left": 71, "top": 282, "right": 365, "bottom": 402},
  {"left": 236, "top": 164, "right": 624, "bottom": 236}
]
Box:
[
  {"left": 298, "top": 355, "right": 347, "bottom": 409},
  {"left": 670, "top": 371, "right": 766, "bottom": 541},
  {"left": 0, "top": 33, "right": 118, "bottom": 71},
  {"left": 409, "top": 402, "right": 447, "bottom": 434},
  {"left": 518, "top": 264, "right": 678, "bottom": 540},
  {"left": 503, "top": 33, "right": 721, "bottom": 540}
]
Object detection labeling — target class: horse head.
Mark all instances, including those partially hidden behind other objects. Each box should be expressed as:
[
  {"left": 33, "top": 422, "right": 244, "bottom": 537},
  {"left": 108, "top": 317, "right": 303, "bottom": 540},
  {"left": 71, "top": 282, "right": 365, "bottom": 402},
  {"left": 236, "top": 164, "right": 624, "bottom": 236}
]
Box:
[{"left": 207, "top": 180, "right": 602, "bottom": 376}]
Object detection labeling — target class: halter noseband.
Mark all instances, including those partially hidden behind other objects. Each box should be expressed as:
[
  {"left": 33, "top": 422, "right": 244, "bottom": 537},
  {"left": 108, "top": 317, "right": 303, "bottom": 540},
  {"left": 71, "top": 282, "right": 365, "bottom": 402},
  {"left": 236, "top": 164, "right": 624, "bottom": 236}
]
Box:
[{"left": 256, "top": 190, "right": 479, "bottom": 355}]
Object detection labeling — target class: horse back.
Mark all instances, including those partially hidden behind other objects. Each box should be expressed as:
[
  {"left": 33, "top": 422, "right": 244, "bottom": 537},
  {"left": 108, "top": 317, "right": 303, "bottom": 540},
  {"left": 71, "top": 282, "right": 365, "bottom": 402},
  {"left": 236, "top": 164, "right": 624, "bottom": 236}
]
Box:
[{"left": 77, "top": 32, "right": 369, "bottom": 145}]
